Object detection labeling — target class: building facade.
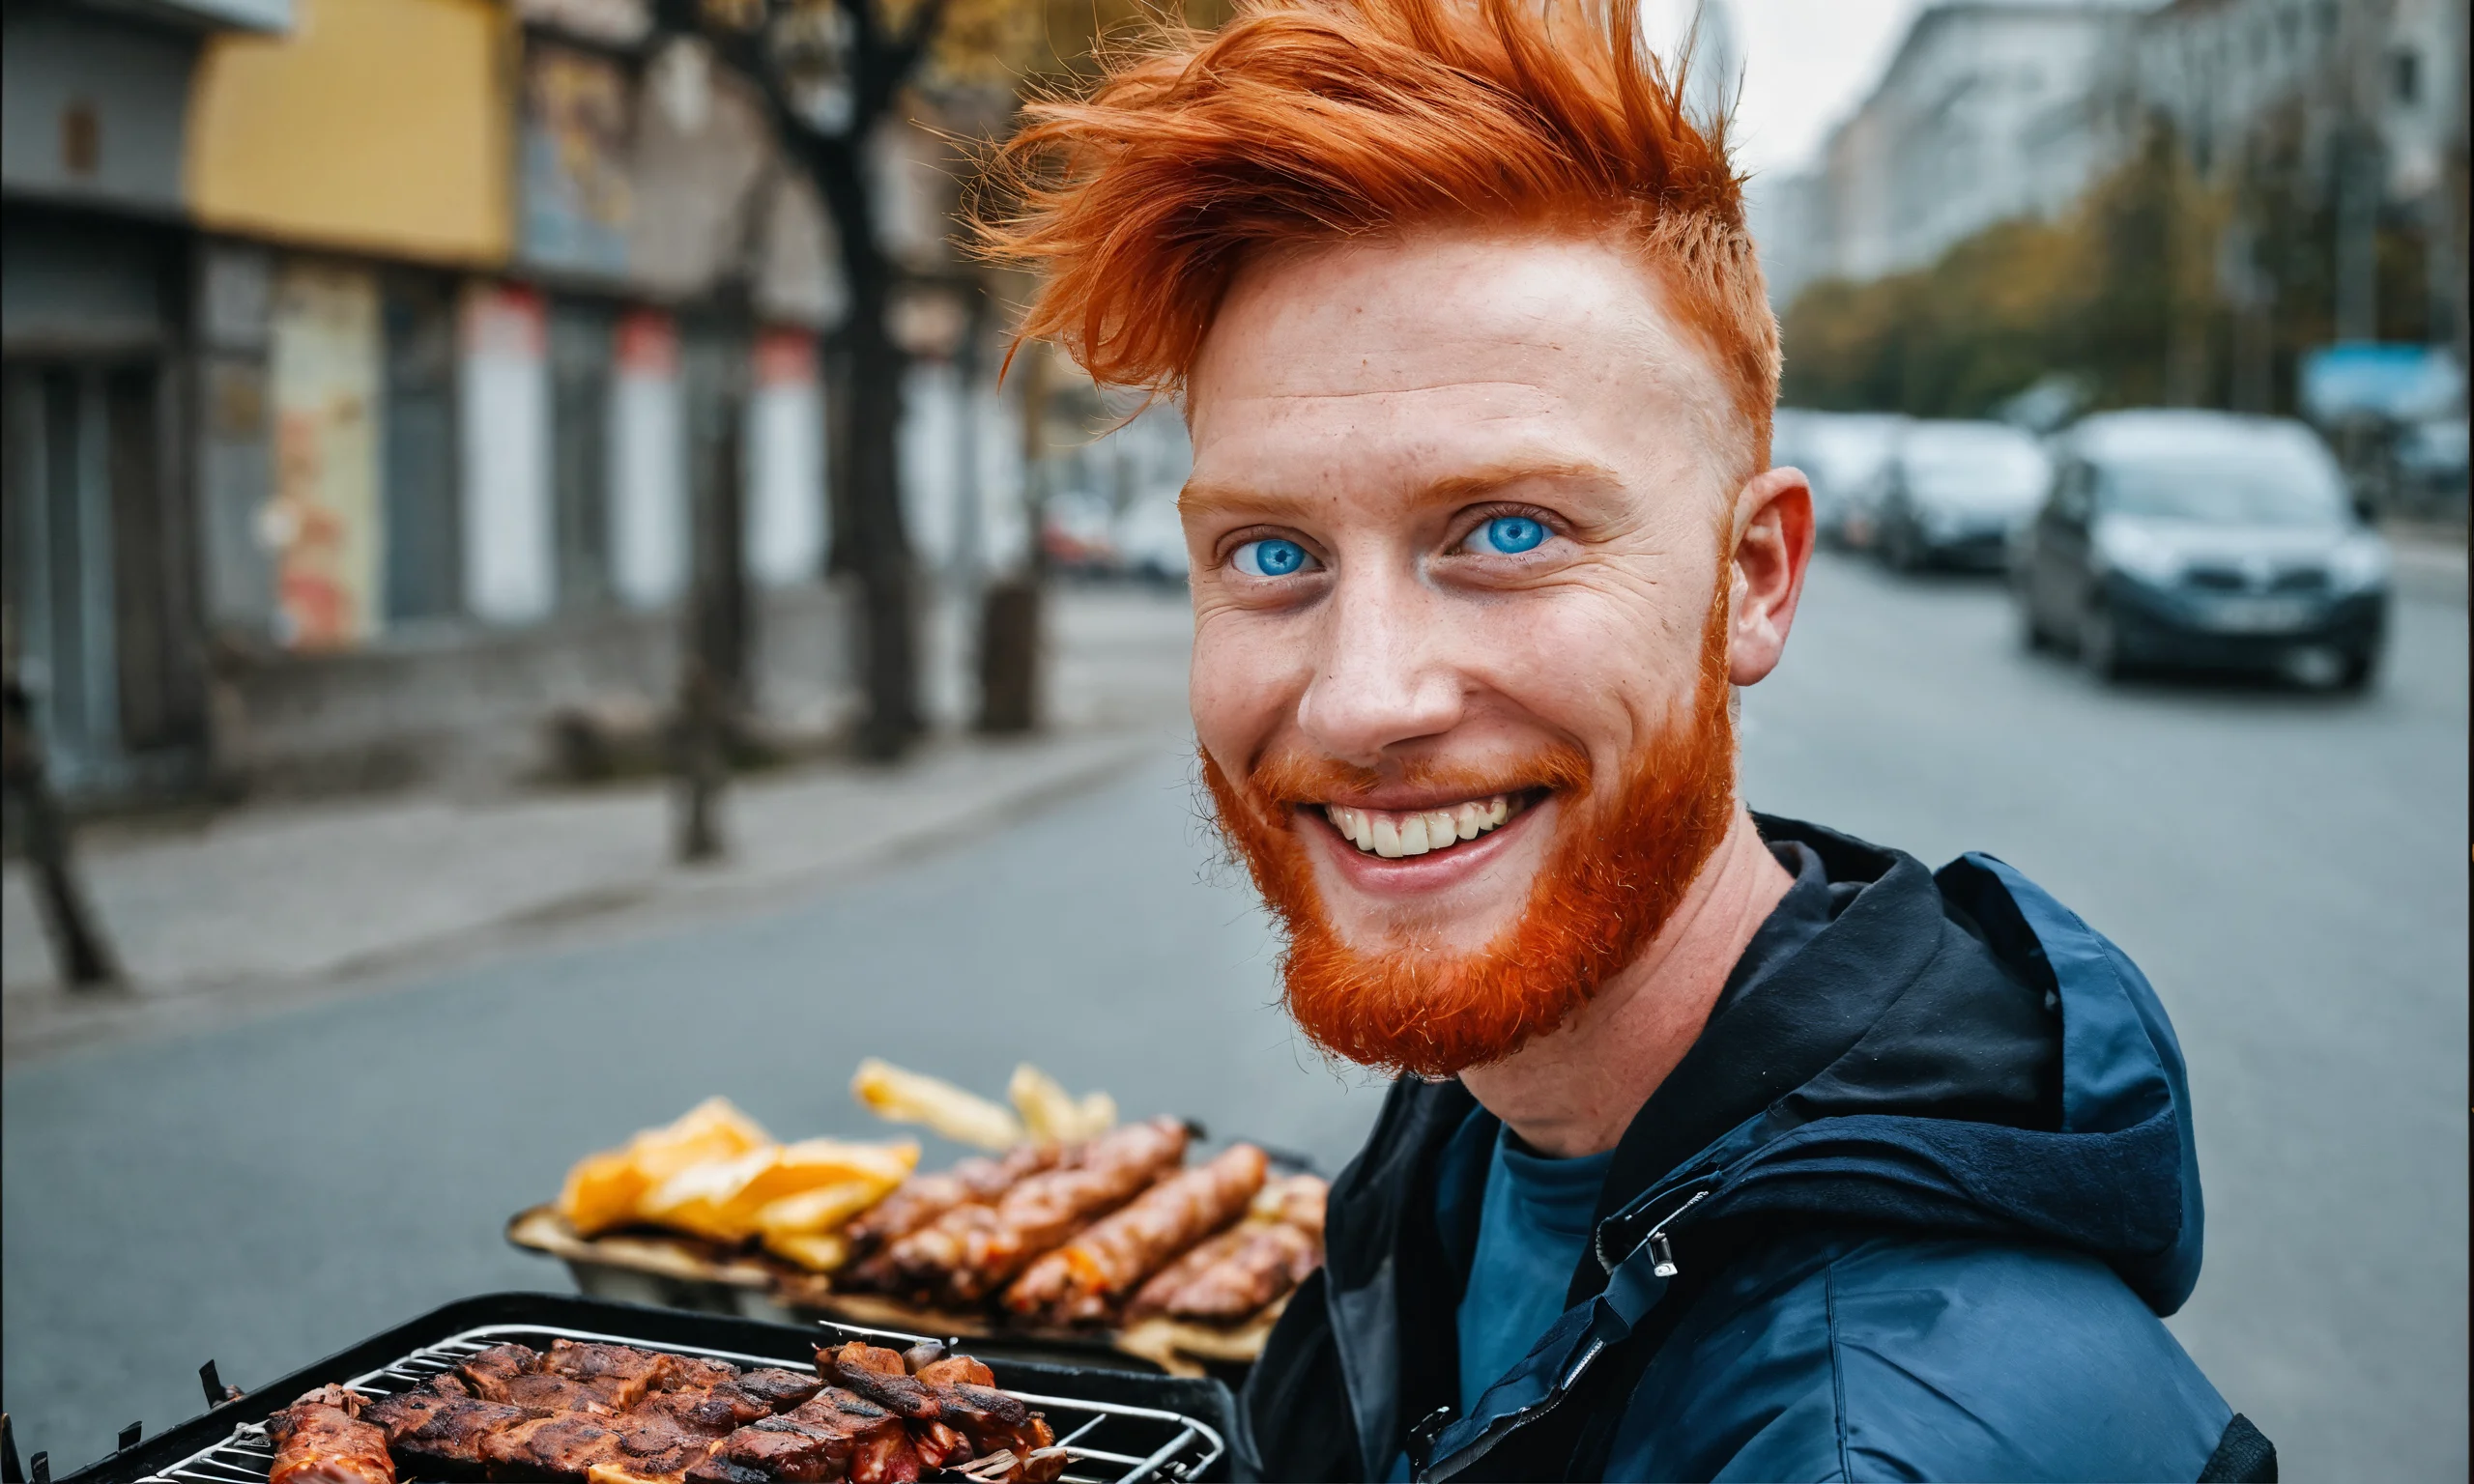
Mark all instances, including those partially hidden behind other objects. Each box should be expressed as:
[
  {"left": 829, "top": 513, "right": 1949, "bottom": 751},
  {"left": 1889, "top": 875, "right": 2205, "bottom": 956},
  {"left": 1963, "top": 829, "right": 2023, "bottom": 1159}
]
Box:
[
  {"left": 2, "top": 0, "right": 979, "bottom": 804},
  {"left": 2, "top": 0, "right": 288, "bottom": 799},
  {"left": 2125, "top": 0, "right": 2469, "bottom": 357},
  {"left": 1760, "top": 0, "right": 2157, "bottom": 302}
]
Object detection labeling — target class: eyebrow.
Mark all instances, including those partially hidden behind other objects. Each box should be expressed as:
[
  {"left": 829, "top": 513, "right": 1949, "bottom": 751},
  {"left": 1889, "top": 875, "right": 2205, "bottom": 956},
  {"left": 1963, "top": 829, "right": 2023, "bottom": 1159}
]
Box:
[{"left": 1178, "top": 457, "right": 1622, "bottom": 520}]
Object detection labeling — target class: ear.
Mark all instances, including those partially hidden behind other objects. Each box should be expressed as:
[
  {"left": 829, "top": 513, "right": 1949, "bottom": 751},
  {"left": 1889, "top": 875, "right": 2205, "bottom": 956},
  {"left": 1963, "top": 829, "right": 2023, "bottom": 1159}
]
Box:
[{"left": 1727, "top": 465, "right": 1815, "bottom": 687}]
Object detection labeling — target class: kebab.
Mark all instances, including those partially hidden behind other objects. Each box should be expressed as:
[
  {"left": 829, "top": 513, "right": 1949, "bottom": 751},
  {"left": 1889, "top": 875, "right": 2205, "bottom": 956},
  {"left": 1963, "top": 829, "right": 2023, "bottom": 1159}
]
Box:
[
  {"left": 267, "top": 1385, "right": 394, "bottom": 1484},
  {"left": 1004, "top": 1144, "right": 1269, "bottom": 1326},
  {"left": 352, "top": 1336, "right": 1061, "bottom": 1484},
  {"left": 1128, "top": 1174, "right": 1328, "bottom": 1323},
  {"left": 839, "top": 1143, "right": 1062, "bottom": 1284},
  {"left": 877, "top": 1117, "right": 1188, "bottom": 1305}
]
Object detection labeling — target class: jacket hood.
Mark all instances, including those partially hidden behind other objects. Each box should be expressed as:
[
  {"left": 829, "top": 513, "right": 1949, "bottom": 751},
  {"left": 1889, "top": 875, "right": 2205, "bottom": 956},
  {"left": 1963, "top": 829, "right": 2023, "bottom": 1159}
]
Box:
[
  {"left": 1319, "top": 817, "right": 2208, "bottom": 1479},
  {"left": 1588, "top": 819, "right": 2203, "bottom": 1312}
]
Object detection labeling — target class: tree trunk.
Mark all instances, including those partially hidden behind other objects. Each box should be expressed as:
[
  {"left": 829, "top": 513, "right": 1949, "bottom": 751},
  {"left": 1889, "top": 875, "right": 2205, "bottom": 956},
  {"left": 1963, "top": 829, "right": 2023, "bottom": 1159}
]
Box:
[
  {"left": 674, "top": 336, "right": 749, "bottom": 863},
  {"left": 808, "top": 128, "right": 922, "bottom": 761},
  {"left": 845, "top": 322, "right": 921, "bottom": 757},
  {"left": 2, "top": 675, "right": 122, "bottom": 986}
]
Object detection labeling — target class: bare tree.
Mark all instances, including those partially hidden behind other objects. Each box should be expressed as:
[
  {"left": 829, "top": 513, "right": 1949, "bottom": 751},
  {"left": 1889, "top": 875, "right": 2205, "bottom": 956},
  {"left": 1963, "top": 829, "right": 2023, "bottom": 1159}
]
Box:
[{"left": 653, "top": 0, "right": 948, "bottom": 761}]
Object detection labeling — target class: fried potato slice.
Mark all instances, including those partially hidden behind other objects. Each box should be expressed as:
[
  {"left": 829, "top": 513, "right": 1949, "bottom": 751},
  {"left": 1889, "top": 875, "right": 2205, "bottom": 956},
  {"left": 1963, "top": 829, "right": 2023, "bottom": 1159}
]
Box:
[
  {"left": 643, "top": 1140, "right": 920, "bottom": 1242},
  {"left": 557, "top": 1098, "right": 775, "bottom": 1237},
  {"left": 762, "top": 1230, "right": 851, "bottom": 1272}
]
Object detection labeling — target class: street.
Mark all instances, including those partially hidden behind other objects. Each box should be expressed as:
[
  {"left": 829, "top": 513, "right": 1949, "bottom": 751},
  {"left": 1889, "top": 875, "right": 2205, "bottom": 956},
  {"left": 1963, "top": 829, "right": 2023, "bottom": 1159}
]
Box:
[{"left": 5, "top": 554, "right": 2466, "bottom": 1481}]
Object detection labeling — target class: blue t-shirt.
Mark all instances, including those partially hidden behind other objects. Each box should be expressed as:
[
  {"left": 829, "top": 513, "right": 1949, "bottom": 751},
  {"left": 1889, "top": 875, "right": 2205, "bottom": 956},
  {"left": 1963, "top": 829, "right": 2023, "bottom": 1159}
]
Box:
[
  {"left": 1454, "top": 1127, "right": 1617, "bottom": 1413},
  {"left": 1449, "top": 841, "right": 1840, "bottom": 1418}
]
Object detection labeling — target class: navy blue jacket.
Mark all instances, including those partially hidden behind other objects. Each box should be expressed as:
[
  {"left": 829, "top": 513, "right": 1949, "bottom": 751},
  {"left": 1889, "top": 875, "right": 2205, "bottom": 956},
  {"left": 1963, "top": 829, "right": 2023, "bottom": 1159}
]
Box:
[{"left": 1239, "top": 818, "right": 2276, "bottom": 1481}]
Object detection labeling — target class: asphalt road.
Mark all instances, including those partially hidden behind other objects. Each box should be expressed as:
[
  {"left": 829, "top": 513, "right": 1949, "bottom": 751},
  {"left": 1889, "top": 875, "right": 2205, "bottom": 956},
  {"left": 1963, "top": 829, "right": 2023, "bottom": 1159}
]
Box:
[{"left": 6, "top": 554, "right": 2466, "bottom": 1479}]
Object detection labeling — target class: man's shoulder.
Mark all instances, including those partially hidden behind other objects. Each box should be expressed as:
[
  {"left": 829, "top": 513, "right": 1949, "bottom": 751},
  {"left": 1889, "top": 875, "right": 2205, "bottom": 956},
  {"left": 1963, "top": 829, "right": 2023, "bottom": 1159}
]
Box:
[{"left": 1607, "top": 1230, "right": 2234, "bottom": 1482}]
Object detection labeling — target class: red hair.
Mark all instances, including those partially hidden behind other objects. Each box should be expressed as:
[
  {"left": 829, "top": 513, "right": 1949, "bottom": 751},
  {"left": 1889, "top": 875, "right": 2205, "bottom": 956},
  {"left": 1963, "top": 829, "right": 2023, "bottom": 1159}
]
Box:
[{"left": 983, "top": 0, "right": 1778, "bottom": 468}]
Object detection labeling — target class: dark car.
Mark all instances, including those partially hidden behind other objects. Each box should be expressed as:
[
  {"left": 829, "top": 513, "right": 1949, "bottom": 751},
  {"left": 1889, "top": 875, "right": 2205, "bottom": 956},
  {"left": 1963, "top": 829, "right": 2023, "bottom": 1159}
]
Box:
[
  {"left": 2015, "top": 411, "right": 2392, "bottom": 687},
  {"left": 1874, "top": 420, "right": 2052, "bottom": 571}
]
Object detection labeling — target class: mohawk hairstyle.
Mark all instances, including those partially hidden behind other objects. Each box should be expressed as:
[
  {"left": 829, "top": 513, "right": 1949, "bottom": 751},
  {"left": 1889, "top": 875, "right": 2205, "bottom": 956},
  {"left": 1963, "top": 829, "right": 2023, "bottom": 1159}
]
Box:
[{"left": 982, "top": 0, "right": 1778, "bottom": 466}]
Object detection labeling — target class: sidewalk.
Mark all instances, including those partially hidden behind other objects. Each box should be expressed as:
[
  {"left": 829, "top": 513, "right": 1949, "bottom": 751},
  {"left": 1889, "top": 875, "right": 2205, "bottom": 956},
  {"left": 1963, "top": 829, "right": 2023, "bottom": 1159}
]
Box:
[{"left": 3, "top": 587, "right": 1201, "bottom": 1064}]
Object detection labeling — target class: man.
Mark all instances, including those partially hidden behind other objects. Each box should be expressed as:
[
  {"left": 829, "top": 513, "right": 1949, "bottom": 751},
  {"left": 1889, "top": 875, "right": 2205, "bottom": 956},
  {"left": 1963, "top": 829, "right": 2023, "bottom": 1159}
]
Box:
[{"left": 988, "top": 0, "right": 2275, "bottom": 1477}]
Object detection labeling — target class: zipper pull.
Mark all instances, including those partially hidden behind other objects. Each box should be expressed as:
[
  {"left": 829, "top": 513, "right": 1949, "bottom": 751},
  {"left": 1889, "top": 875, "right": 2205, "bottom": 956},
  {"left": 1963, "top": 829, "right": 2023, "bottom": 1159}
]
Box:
[
  {"left": 1406, "top": 1403, "right": 1455, "bottom": 1475},
  {"left": 1642, "top": 1188, "right": 1709, "bottom": 1279}
]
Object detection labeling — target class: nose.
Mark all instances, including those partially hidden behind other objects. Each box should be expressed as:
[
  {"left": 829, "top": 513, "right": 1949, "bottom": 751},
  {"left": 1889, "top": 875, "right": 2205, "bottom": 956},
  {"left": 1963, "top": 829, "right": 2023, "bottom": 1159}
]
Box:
[{"left": 1294, "top": 567, "right": 1464, "bottom": 765}]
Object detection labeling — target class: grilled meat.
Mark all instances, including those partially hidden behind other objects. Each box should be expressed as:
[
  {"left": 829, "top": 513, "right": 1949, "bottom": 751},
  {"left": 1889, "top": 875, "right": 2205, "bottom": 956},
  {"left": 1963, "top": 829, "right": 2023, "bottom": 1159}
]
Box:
[
  {"left": 693, "top": 1385, "right": 929, "bottom": 1483},
  {"left": 631, "top": 1384, "right": 770, "bottom": 1438},
  {"left": 1006, "top": 1144, "right": 1267, "bottom": 1324},
  {"left": 911, "top": 1356, "right": 993, "bottom": 1389},
  {"left": 478, "top": 1411, "right": 630, "bottom": 1480},
  {"left": 356, "top": 1338, "right": 1050, "bottom": 1484},
  {"left": 363, "top": 1388, "right": 540, "bottom": 1469},
  {"left": 844, "top": 1145, "right": 1060, "bottom": 1262},
  {"left": 887, "top": 1117, "right": 1188, "bottom": 1302},
  {"left": 268, "top": 1385, "right": 395, "bottom": 1484},
  {"left": 1127, "top": 1172, "right": 1328, "bottom": 1321},
  {"left": 543, "top": 1341, "right": 676, "bottom": 1409},
  {"left": 443, "top": 1343, "right": 620, "bottom": 1415},
  {"left": 456, "top": 1345, "right": 540, "bottom": 1392},
  {"left": 1130, "top": 1215, "right": 1322, "bottom": 1320},
  {"left": 813, "top": 1345, "right": 936, "bottom": 1423},
  {"left": 1256, "top": 1173, "right": 1328, "bottom": 1239},
  {"left": 729, "top": 1369, "right": 825, "bottom": 1413}
]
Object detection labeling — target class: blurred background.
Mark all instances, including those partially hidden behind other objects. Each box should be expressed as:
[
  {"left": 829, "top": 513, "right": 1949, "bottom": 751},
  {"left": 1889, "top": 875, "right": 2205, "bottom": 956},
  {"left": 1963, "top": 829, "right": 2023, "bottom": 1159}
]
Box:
[{"left": 2, "top": 0, "right": 2464, "bottom": 1479}]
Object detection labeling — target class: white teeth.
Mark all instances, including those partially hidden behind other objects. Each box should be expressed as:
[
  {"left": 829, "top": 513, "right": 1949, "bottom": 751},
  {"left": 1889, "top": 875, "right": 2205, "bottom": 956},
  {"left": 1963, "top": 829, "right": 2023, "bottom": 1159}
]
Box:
[{"left": 1328, "top": 794, "right": 1515, "bottom": 858}]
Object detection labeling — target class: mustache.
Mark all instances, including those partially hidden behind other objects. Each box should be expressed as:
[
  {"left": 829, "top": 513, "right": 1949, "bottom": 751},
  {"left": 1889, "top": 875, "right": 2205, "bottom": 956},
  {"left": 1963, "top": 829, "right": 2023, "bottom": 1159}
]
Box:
[{"left": 1235, "top": 743, "right": 1595, "bottom": 812}]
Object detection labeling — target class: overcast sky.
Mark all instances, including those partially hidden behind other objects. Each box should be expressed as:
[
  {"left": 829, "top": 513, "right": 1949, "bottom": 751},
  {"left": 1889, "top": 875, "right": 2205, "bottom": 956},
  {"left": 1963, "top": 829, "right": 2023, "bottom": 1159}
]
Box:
[{"left": 1715, "top": 0, "right": 1930, "bottom": 177}]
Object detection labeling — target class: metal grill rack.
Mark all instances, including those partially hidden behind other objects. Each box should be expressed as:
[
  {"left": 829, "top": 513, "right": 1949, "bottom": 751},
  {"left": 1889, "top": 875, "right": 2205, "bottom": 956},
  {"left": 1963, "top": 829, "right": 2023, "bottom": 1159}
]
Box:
[{"left": 131, "top": 1322, "right": 1223, "bottom": 1484}]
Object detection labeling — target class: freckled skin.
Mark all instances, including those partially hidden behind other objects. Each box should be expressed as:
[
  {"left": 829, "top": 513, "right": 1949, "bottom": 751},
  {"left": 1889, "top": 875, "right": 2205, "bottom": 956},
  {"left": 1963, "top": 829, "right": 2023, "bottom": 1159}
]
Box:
[{"left": 1181, "top": 227, "right": 1821, "bottom": 1156}]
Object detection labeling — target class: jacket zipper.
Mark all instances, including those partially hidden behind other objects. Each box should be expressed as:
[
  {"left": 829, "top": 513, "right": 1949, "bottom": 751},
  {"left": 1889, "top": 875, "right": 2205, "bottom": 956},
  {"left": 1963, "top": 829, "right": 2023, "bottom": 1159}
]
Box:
[{"left": 1422, "top": 1188, "right": 1713, "bottom": 1482}]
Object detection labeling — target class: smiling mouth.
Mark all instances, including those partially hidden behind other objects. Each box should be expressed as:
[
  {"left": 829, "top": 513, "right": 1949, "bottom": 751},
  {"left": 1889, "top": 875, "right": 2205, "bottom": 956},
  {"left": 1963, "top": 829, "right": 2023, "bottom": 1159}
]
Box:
[{"left": 1319, "top": 794, "right": 1526, "bottom": 859}]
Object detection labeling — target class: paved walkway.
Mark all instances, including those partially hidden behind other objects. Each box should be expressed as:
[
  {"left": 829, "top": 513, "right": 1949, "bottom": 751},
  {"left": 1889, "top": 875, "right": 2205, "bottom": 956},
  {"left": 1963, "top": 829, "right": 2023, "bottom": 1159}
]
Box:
[{"left": 3, "top": 588, "right": 1199, "bottom": 1062}]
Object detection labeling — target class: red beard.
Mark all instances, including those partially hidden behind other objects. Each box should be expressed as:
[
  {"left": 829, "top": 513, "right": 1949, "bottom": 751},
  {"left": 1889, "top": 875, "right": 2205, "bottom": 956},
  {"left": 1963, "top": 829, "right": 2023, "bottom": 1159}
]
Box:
[{"left": 1202, "top": 585, "right": 1738, "bottom": 1079}]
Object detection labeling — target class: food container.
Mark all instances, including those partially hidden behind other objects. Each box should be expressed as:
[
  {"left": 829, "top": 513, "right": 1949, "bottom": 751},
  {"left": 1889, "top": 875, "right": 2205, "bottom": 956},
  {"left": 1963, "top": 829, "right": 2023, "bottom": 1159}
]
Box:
[
  {"left": 47, "top": 1292, "right": 1234, "bottom": 1484},
  {"left": 503, "top": 1212, "right": 1282, "bottom": 1383}
]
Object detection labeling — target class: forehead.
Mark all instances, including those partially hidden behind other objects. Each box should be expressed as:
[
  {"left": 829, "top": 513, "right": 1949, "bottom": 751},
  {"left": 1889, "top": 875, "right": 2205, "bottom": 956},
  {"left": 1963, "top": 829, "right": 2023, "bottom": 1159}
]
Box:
[{"left": 1184, "top": 227, "right": 1737, "bottom": 512}]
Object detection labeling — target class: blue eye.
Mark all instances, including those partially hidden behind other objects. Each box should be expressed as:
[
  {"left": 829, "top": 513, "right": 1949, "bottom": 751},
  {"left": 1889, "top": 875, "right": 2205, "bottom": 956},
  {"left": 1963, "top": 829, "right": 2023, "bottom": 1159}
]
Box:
[
  {"left": 1232, "top": 537, "right": 1314, "bottom": 578},
  {"left": 1469, "top": 515, "right": 1548, "bottom": 555}
]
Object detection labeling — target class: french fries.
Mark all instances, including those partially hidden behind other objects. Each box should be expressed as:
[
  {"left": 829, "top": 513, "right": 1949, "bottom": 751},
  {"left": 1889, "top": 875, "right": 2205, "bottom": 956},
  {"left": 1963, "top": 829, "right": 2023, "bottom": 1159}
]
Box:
[
  {"left": 1009, "top": 1063, "right": 1117, "bottom": 1145},
  {"left": 558, "top": 1063, "right": 1127, "bottom": 1276},
  {"left": 850, "top": 1058, "right": 1026, "bottom": 1151}
]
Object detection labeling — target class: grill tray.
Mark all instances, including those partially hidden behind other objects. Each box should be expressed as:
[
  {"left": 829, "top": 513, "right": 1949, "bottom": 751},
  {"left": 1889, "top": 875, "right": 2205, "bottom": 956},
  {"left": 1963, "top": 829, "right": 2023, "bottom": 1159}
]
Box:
[{"left": 54, "top": 1294, "right": 1230, "bottom": 1484}]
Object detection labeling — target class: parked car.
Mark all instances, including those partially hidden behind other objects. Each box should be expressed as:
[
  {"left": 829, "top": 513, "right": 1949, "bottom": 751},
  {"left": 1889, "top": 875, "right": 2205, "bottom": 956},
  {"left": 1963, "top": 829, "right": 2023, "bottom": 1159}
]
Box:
[
  {"left": 1775, "top": 410, "right": 1904, "bottom": 547},
  {"left": 1873, "top": 420, "right": 2053, "bottom": 571},
  {"left": 2014, "top": 411, "right": 2392, "bottom": 687}
]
